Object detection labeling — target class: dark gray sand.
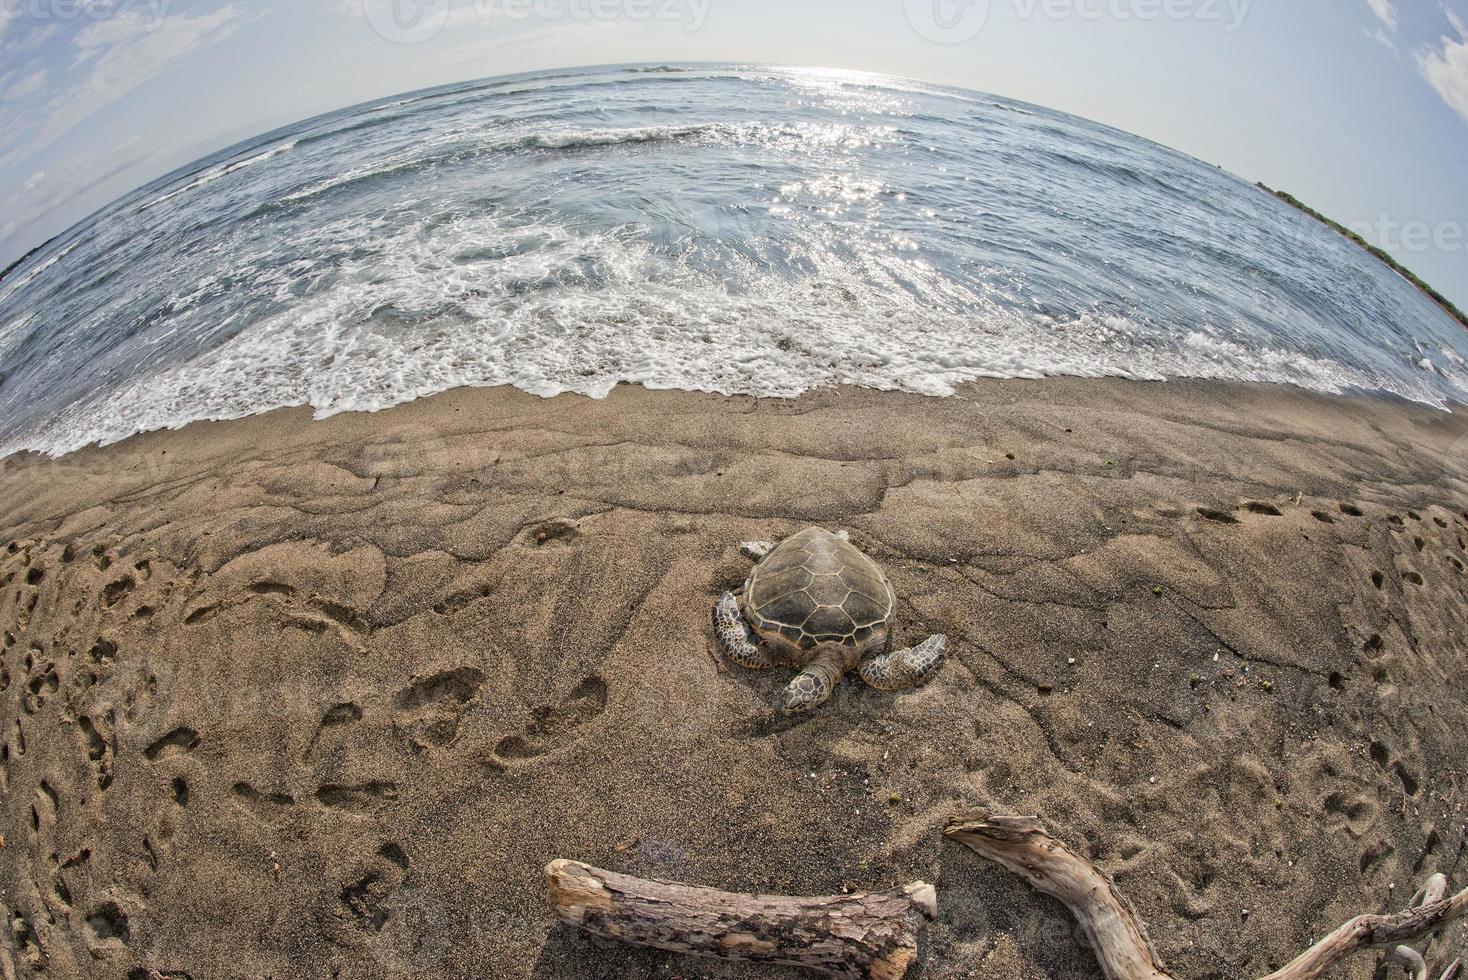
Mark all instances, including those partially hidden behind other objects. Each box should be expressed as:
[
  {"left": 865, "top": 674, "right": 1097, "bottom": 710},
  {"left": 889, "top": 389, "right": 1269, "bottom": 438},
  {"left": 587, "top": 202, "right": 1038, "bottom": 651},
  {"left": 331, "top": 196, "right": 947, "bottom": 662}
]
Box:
[{"left": 0, "top": 378, "right": 1465, "bottom": 979}]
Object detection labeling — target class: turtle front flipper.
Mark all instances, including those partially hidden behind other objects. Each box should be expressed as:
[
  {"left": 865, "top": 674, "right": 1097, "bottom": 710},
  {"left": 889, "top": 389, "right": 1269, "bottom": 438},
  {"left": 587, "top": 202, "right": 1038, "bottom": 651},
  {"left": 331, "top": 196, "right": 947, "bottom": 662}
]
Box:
[
  {"left": 781, "top": 646, "right": 847, "bottom": 715},
  {"left": 859, "top": 635, "right": 946, "bottom": 691},
  {"left": 714, "top": 592, "right": 777, "bottom": 669}
]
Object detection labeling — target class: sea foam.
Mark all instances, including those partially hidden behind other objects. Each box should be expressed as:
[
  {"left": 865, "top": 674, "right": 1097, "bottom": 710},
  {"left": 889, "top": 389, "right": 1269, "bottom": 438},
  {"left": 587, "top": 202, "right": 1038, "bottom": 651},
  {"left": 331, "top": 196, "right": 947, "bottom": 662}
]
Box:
[{"left": 1, "top": 65, "right": 1464, "bottom": 459}]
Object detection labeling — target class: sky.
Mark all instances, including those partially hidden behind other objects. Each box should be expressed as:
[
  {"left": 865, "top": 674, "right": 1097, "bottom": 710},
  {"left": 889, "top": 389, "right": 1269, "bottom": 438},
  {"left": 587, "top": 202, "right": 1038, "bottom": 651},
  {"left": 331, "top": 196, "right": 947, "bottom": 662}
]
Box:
[{"left": 0, "top": 0, "right": 1466, "bottom": 305}]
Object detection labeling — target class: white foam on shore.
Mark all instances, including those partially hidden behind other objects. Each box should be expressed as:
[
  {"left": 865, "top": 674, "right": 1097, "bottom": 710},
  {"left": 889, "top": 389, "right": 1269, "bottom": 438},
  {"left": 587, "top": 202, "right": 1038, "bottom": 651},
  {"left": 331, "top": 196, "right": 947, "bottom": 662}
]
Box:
[{"left": 1, "top": 208, "right": 1446, "bottom": 460}]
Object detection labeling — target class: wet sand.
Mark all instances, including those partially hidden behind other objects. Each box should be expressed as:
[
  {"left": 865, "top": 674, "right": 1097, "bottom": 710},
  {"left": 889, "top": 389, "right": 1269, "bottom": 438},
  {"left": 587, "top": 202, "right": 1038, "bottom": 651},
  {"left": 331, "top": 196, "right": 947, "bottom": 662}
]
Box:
[{"left": 0, "top": 377, "right": 1466, "bottom": 979}]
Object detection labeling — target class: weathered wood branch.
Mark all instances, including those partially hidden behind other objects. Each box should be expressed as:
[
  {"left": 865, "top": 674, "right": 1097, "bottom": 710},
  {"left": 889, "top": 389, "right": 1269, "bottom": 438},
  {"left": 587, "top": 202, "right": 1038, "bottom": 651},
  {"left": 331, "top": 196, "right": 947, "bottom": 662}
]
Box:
[
  {"left": 1383, "top": 877, "right": 1453, "bottom": 980},
  {"left": 944, "top": 813, "right": 1172, "bottom": 980},
  {"left": 1262, "top": 874, "right": 1466, "bottom": 980},
  {"left": 544, "top": 858, "right": 937, "bottom": 980},
  {"left": 944, "top": 813, "right": 1467, "bottom": 980},
  {"left": 1386, "top": 945, "right": 1429, "bottom": 980}
]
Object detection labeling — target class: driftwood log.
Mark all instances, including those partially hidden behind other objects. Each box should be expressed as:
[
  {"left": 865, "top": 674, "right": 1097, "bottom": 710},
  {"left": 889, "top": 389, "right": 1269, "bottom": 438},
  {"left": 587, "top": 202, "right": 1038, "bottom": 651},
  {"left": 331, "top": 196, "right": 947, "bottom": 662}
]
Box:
[
  {"left": 945, "top": 813, "right": 1466, "bottom": 980},
  {"left": 544, "top": 858, "right": 937, "bottom": 979}
]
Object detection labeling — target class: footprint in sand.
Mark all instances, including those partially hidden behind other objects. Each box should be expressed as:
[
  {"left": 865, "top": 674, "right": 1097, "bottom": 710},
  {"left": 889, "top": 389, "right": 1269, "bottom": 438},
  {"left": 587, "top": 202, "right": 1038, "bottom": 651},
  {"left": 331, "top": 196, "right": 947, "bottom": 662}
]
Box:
[
  {"left": 306, "top": 701, "right": 364, "bottom": 757},
  {"left": 22, "top": 660, "right": 59, "bottom": 715},
  {"left": 249, "top": 580, "right": 294, "bottom": 598},
  {"left": 315, "top": 781, "right": 399, "bottom": 812},
  {"left": 84, "top": 900, "right": 130, "bottom": 953},
  {"left": 519, "top": 518, "right": 581, "bottom": 548},
  {"left": 1414, "top": 828, "right": 1443, "bottom": 875},
  {"left": 1323, "top": 790, "right": 1378, "bottom": 839},
  {"left": 1367, "top": 738, "right": 1422, "bottom": 797},
  {"left": 391, "top": 667, "right": 483, "bottom": 751},
  {"left": 1392, "top": 762, "right": 1421, "bottom": 796},
  {"left": 34, "top": 780, "right": 59, "bottom": 827},
  {"left": 493, "top": 676, "right": 608, "bottom": 763},
  {"left": 76, "top": 712, "right": 116, "bottom": 790},
  {"left": 183, "top": 602, "right": 221, "bottom": 625},
  {"left": 339, "top": 842, "right": 411, "bottom": 933},
  {"left": 143, "top": 727, "right": 200, "bottom": 762},
  {"left": 431, "top": 585, "right": 493, "bottom": 616},
  {"left": 101, "top": 575, "right": 135, "bottom": 609},
  {"left": 89, "top": 638, "right": 117, "bottom": 667},
  {"left": 10, "top": 913, "right": 44, "bottom": 968},
  {"left": 229, "top": 783, "right": 297, "bottom": 825},
  {"left": 230, "top": 777, "right": 400, "bottom": 823},
  {"left": 1359, "top": 839, "right": 1395, "bottom": 875}
]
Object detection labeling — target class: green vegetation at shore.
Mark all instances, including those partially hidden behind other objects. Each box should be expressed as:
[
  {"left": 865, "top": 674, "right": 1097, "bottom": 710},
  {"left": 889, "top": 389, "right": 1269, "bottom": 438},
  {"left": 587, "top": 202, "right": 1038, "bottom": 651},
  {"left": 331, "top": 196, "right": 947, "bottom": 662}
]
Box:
[{"left": 1259, "top": 183, "right": 1468, "bottom": 332}]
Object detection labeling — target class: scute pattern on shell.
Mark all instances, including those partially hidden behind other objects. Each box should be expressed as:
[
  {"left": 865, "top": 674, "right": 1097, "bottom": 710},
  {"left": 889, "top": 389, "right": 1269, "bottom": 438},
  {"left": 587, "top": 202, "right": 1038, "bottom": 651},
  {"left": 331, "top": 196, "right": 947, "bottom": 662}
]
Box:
[{"left": 745, "top": 528, "right": 895, "bottom": 650}]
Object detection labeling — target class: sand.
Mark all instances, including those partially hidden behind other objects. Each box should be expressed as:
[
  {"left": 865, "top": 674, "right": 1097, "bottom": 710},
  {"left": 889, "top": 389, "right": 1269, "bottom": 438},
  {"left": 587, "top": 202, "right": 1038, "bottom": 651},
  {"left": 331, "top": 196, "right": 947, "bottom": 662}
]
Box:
[{"left": 0, "top": 377, "right": 1465, "bottom": 979}]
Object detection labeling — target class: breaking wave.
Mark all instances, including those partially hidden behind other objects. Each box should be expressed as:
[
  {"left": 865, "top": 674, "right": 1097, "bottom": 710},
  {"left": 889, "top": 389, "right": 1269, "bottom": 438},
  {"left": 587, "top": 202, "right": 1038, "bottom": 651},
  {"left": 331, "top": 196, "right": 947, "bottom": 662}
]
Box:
[{"left": 1, "top": 64, "right": 1464, "bottom": 459}]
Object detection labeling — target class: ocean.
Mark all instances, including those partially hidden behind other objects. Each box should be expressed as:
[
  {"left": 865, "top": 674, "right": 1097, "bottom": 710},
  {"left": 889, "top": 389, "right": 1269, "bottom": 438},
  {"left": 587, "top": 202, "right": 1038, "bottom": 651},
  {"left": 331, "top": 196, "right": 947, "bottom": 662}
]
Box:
[{"left": 1, "top": 63, "right": 1465, "bottom": 459}]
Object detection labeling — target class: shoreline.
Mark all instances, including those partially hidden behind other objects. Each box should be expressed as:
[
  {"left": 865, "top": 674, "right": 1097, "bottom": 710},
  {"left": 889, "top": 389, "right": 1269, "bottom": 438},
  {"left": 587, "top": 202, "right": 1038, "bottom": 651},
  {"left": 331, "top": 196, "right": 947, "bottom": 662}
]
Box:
[
  {"left": 4, "top": 371, "right": 1466, "bottom": 469},
  {"left": 1, "top": 376, "right": 1466, "bottom": 978}
]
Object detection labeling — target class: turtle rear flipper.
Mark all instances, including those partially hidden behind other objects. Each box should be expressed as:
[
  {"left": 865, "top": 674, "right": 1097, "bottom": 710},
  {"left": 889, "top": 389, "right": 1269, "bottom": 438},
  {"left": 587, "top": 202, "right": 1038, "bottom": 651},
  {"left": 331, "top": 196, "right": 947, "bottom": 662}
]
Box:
[
  {"left": 781, "top": 646, "right": 846, "bottom": 714},
  {"left": 859, "top": 635, "right": 946, "bottom": 692},
  {"left": 714, "top": 592, "right": 777, "bottom": 669}
]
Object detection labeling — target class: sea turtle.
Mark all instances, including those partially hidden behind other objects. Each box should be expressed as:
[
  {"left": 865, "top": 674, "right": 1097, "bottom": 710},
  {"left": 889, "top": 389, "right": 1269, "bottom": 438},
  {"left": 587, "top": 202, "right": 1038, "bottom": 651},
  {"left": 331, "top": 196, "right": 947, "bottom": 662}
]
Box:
[{"left": 713, "top": 527, "right": 946, "bottom": 714}]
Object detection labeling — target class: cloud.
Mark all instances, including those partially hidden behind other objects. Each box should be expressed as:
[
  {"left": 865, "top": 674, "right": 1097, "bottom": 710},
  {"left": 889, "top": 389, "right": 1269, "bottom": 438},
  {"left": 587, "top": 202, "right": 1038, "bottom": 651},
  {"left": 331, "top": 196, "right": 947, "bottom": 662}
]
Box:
[
  {"left": 1, "top": 21, "right": 62, "bottom": 55},
  {"left": 0, "top": 4, "right": 253, "bottom": 263},
  {"left": 1417, "top": 4, "right": 1468, "bottom": 124},
  {"left": 0, "top": 68, "right": 49, "bottom": 101},
  {"left": 1366, "top": 0, "right": 1398, "bottom": 31},
  {"left": 60, "top": 6, "right": 247, "bottom": 121},
  {"left": 1363, "top": 24, "right": 1397, "bottom": 55},
  {"left": 0, "top": 136, "right": 152, "bottom": 253},
  {"left": 0, "top": 5, "right": 252, "bottom": 158}
]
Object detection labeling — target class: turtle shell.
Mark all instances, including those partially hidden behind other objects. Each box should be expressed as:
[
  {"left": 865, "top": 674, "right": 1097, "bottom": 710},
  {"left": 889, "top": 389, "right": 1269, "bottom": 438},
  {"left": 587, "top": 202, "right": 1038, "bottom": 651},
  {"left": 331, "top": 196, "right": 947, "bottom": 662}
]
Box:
[{"left": 744, "top": 527, "right": 895, "bottom": 656}]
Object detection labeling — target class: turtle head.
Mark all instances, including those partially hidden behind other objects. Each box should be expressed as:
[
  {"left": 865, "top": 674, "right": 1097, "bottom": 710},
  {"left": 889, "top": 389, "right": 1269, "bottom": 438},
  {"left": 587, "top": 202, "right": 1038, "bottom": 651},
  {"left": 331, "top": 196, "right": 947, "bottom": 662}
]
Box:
[{"left": 780, "top": 644, "right": 847, "bottom": 715}]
